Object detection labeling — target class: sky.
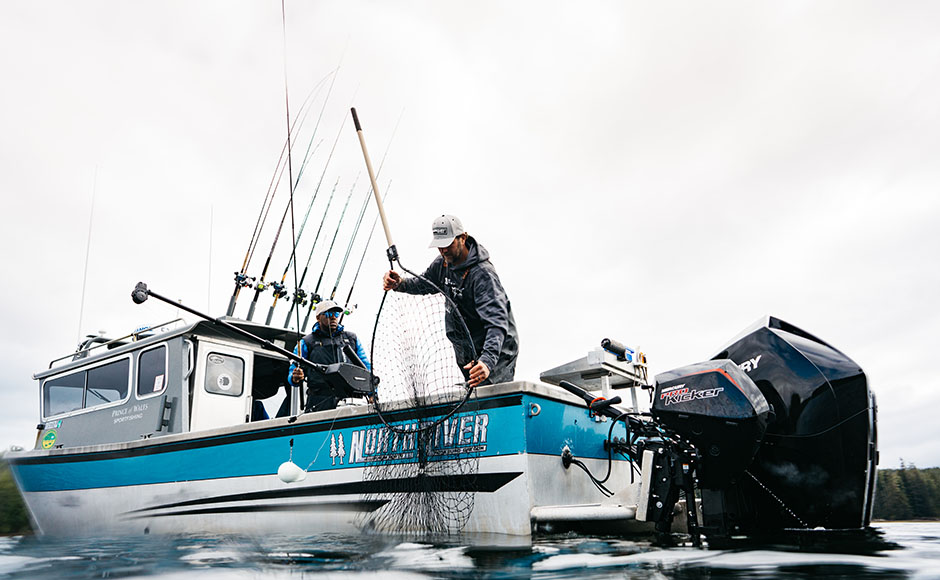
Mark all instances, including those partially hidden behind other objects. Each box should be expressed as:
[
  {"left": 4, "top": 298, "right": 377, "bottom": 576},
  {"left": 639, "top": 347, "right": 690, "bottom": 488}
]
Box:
[{"left": 1, "top": 1, "right": 938, "bottom": 468}]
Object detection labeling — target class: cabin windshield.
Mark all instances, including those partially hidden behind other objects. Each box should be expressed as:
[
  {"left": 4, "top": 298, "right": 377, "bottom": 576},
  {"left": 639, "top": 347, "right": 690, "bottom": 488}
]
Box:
[{"left": 42, "top": 357, "right": 130, "bottom": 419}]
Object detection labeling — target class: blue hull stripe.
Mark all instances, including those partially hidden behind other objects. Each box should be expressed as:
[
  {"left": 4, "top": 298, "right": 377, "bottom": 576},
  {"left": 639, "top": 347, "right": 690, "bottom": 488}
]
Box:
[
  {"left": 13, "top": 395, "right": 524, "bottom": 466},
  {"left": 12, "top": 394, "right": 627, "bottom": 493}
]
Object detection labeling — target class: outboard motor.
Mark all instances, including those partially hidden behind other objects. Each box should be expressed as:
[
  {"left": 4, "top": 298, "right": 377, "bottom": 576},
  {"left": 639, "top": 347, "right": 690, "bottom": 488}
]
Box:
[
  {"left": 652, "top": 360, "right": 770, "bottom": 487},
  {"left": 701, "top": 316, "right": 878, "bottom": 541},
  {"left": 638, "top": 317, "right": 877, "bottom": 545}
]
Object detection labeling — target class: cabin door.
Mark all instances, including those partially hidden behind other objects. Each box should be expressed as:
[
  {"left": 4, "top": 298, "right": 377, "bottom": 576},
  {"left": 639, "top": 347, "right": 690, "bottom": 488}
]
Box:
[{"left": 190, "top": 339, "right": 253, "bottom": 432}]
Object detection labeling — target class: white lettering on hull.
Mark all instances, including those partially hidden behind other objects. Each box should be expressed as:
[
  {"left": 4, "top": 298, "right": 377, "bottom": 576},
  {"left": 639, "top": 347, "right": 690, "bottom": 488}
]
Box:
[{"left": 342, "top": 412, "right": 490, "bottom": 466}]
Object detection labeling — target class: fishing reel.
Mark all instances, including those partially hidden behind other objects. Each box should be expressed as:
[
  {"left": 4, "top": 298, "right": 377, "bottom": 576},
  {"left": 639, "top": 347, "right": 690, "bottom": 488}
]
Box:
[
  {"left": 291, "top": 288, "right": 308, "bottom": 307},
  {"left": 270, "top": 281, "right": 288, "bottom": 299},
  {"left": 233, "top": 272, "right": 256, "bottom": 289}
]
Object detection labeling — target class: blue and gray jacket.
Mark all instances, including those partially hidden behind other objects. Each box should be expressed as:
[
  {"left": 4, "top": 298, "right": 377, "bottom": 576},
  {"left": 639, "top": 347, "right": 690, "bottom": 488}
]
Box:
[{"left": 287, "top": 323, "right": 371, "bottom": 391}]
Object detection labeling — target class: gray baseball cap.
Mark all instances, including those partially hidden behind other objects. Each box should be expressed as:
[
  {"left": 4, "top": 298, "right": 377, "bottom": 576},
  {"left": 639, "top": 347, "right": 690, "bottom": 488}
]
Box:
[
  {"left": 428, "top": 215, "right": 465, "bottom": 248},
  {"left": 314, "top": 299, "right": 343, "bottom": 317}
]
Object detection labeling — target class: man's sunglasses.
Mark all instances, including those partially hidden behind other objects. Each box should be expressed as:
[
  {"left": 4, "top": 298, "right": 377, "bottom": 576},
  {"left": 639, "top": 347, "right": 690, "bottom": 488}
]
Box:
[{"left": 322, "top": 310, "right": 342, "bottom": 318}]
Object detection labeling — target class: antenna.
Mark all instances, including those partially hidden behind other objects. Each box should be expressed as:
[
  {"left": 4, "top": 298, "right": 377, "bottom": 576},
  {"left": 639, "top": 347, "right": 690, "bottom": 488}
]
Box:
[
  {"left": 77, "top": 166, "right": 98, "bottom": 345},
  {"left": 208, "top": 204, "right": 214, "bottom": 313}
]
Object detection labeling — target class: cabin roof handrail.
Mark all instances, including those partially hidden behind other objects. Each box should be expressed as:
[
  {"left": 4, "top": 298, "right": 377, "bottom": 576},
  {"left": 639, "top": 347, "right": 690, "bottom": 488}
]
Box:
[{"left": 48, "top": 318, "right": 187, "bottom": 369}]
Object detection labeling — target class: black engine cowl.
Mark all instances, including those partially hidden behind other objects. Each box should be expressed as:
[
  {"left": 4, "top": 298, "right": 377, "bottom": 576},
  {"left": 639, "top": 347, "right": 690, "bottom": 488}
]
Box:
[
  {"left": 709, "top": 316, "right": 877, "bottom": 533},
  {"left": 633, "top": 317, "right": 876, "bottom": 544},
  {"left": 653, "top": 360, "right": 770, "bottom": 487}
]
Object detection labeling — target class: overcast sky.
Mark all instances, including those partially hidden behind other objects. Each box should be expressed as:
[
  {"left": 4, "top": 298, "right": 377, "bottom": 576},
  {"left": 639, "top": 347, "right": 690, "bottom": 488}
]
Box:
[{"left": 1, "top": 2, "right": 938, "bottom": 468}]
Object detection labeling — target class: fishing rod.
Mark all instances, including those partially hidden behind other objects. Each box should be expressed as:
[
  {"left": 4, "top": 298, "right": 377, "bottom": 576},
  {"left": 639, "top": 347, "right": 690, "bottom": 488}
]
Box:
[
  {"left": 245, "top": 190, "right": 296, "bottom": 321},
  {"left": 265, "top": 108, "right": 353, "bottom": 325},
  {"left": 290, "top": 61, "right": 341, "bottom": 190},
  {"left": 299, "top": 174, "right": 361, "bottom": 332},
  {"left": 263, "top": 153, "right": 324, "bottom": 326},
  {"left": 290, "top": 98, "right": 355, "bottom": 241},
  {"left": 329, "top": 178, "right": 375, "bottom": 302},
  {"left": 259, "top": 131, "right": 332, "bottom": 327},
  {"left": 226, "top": 72, "right": 332, "bottom": 316},
  {"left": 245, "top": 93, "right": 323, "bottom": 270},
  {"left": 282, "top": 176, "right": 341, "bottom": 327},
  {"left": 257, "top": 74, "right": 346, "bottom": 276},
  {"left": 338, "top": 183, "right": 391, "bottom": 325},
  {"left": 295, "top": 109, "right": 398, "bottom": 330},
  {"left": 242, "top": 83, "right": 354, "bottom": 323}
]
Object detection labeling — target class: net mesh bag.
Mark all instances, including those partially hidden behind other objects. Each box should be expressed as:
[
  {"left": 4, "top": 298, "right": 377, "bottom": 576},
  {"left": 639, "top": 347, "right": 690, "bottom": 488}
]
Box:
[{"left": 358, "top": 287, "right": 481, "bottom": 535}]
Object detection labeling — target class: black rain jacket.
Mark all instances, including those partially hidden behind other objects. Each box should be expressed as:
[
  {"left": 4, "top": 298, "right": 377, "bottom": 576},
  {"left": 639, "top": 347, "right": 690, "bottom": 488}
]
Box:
[{"left": 397, "top": 236, "right": 518, "bottom": 384}]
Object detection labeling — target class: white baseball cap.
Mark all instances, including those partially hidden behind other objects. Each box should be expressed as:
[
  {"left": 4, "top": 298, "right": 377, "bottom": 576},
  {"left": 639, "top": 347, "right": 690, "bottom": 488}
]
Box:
[
  {"left": 428, "top": 215, "right": 465, "bottom": 248},
  {"left": 314, "top": 299, "right": 343, "bottom": 317}
]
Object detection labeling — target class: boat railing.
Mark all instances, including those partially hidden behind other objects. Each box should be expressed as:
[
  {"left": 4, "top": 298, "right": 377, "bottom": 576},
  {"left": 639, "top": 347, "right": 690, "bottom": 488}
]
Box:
[{"left": 48, "top": 318, "right": 187, "bottom": 368}]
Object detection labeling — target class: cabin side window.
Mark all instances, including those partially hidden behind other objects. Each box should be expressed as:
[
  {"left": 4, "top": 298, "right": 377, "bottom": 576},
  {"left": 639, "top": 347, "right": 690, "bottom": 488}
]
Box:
[
  {"left": 42, "top": 357, "right": 131, "bottom": 419},
  {"left": 138, "top": 345, "right": 168, "bottom": 398},
  {"left": 204, "top": 353, "right": 244, "bottom": 397}
]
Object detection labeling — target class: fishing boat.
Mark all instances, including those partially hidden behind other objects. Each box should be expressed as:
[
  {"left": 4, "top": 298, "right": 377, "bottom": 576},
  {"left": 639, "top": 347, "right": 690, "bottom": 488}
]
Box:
[{"left": 6, "top": 282, "right": 878, "bottom": 545}]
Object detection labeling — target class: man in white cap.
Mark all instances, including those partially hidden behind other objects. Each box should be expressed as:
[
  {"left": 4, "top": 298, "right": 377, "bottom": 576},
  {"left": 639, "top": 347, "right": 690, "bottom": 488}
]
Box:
[
  {"left": 383, "top": 215, "right": 518, "bottom": 387},
  {"left": 282, "top": 299, "right": 371, "bottom": 414}
]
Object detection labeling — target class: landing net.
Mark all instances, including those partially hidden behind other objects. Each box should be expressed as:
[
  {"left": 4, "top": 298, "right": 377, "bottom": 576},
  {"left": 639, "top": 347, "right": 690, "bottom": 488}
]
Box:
[{"left": 359, "top": 288, "right": 481, "bottom": 535}]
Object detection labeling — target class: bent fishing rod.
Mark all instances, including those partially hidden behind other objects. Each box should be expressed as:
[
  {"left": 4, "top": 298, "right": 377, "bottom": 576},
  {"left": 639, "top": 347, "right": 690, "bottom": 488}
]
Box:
[{"left": 226, "top": 72, "right": 332, "bottom": 316}]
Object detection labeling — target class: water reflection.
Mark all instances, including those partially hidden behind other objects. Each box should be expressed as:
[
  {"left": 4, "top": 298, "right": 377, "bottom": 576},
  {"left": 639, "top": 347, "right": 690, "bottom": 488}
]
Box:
[{"left": 0, "top": 523, "right": 937, "bottom": 579}]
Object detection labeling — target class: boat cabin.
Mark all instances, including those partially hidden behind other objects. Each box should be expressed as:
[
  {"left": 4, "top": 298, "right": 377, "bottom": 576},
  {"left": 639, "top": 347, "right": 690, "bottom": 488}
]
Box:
[{"left": 33, "top": 319, "right": 299, "bottom": 450}]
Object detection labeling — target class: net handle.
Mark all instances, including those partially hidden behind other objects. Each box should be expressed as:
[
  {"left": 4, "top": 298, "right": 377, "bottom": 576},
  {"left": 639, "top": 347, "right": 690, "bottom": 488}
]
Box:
[{"left": 351, "top": 107, "right": 398, "bottom": 264}]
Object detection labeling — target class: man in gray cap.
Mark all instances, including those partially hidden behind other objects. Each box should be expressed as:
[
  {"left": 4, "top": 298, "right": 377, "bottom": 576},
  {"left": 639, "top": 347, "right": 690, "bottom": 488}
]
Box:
[
  {"left": 282, "top": 299, "right": 371, "bottom": 414},
  {"left": 383, "top": 215, "right": 518, "bottom": 387}
]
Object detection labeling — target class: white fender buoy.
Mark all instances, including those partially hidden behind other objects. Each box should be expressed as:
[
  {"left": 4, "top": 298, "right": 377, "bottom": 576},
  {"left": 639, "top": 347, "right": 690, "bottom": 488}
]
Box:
[{"left": 277, "top": 461, "right": 307, "bottom": 483}]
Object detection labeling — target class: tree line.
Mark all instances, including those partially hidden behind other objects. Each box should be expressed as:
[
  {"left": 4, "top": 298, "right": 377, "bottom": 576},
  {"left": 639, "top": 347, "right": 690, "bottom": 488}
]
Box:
[
  {"left": 873, "top": 463, "right": 940, "bottom": 521},
  {"left": 0, "top": 459, "right": 30, "bottom": 535}
]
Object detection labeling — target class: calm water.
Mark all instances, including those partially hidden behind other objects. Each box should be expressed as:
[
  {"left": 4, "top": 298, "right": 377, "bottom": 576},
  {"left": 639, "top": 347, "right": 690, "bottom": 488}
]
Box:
[{"left": 1, "top": 522, "right": 938, "bottom": 579}]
